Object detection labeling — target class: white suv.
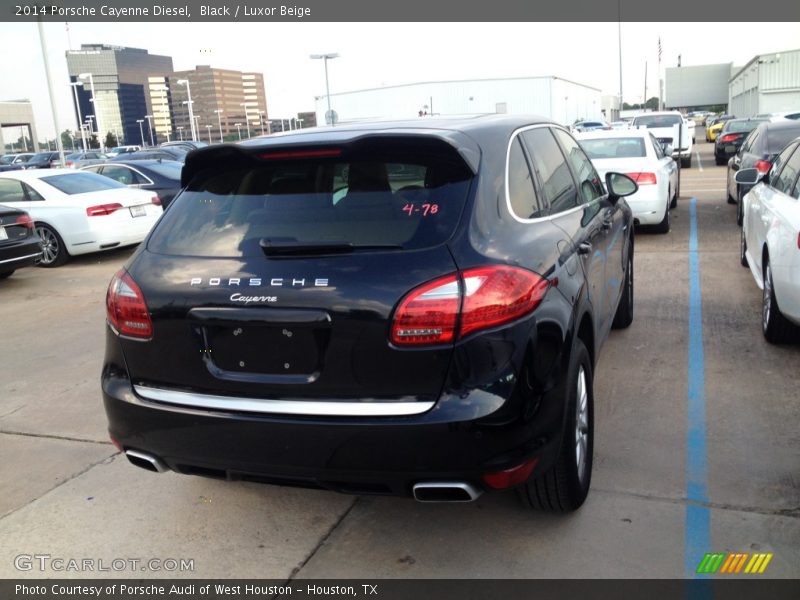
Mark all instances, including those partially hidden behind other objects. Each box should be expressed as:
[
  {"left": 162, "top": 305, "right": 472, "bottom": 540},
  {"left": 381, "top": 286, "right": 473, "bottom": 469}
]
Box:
[{"left": 632, "top": 111, "right": 693, "bottom": 168}]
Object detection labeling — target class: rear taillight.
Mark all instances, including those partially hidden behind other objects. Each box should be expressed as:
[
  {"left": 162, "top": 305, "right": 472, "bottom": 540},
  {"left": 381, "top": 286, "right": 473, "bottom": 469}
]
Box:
[
  {"left": 391, "top": 266, "right": 549, "bottom": 347},
  {"left": 15, "top": 215, "right": 34, "bottom": 229},
  {"left": 719, "top": 134, "right": 739, "bottom": 143},
  {"left": 65, "top": 161, "right": 74, "bottom": 168},
  {"left": 755, "top": 160, "right": 772, "bottom": 174},
  {"left": 86, "top": 203, "right": 123, "bottom": 217},
  {"left": 106, "top": 269, "right": 153, "bottom": 339},
  {"left": 625, "top": 172, "right": 657, "bottom": 185},
  {"left": 151, "top": 195, "right": 162, "bottom": 206}
]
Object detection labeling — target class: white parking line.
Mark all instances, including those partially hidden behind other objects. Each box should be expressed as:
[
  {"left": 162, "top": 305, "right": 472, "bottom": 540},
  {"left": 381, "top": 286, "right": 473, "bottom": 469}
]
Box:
[{"left": 695, "top": 151, "right": 704, "bottom": 172}]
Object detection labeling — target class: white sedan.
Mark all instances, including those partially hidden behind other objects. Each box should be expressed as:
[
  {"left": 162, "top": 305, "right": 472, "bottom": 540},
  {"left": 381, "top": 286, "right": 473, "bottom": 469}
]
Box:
[
  {"left": 576, "top": 130, "right": 679, "bottom": 233},
  {"left": 737, "top": 138, "right": 800, "bottom": 343},
  {"left": 0, "top": 169, "right": 163, "bottom": 267}
]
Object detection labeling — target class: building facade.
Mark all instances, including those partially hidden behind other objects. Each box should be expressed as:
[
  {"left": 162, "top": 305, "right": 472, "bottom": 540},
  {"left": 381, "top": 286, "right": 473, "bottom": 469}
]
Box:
[
  {"left": 729, "top": 49, "right": 800, "bottom": 117},
  {"left": 665, "top": 63, "right": 734, "bottom": 110},
  {"left": 66, "top": 44, "right": 174, "bottom": 146},
  {"left": 0, "top": 100, "right": 39, "bottom": 153},
  {"left": 158, "top": 65, "right": 269, "bottom": 143},
  {"left": 313, "top": 76, "right": 603, "bottom": 126}
]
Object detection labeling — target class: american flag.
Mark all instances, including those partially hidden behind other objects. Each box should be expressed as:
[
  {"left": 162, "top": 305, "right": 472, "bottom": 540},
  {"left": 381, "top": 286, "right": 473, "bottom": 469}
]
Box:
[{"left": 658, "top": 37, "right": 662, "bottom": 62}]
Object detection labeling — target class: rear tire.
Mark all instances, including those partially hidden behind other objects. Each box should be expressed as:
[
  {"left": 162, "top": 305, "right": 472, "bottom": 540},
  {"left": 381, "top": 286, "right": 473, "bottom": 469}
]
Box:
[
  {"left": 519, "top": 339, "right": 593, "bottom": 512},
  {"left": 612, "top": 249, "right": 634, "bottom": 329},
  {"left": 670, "top": 182, "right": 679, "bottom": 209},
  {"left": 0, "top": 270, "right": 14, "bottom": 280},
  {"left": 35, "top": 223, "right": 69, "bottom": 268},
  {"left": 762, "top": 258, "right": 794, "bottom": 344},
  {"left": 681, "top": 156, "right": 692, "bottom": 168},
  {"left": 739, "top": 226, "right": 748, "bottom": 268},
  {"left": 736, "top": 189, "right": 745, "bottom": 226},
  {"left": 715, "top": 155, "right": 726, "bottom": 166},
  {"left": 653, "top": 194, "right": 671, "bottom": 234}
]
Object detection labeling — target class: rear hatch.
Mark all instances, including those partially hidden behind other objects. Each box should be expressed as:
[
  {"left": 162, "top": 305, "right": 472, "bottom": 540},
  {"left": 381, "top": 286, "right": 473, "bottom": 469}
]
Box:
[{"left": 119, "top": 136, "right": 475, "bottom": 404}]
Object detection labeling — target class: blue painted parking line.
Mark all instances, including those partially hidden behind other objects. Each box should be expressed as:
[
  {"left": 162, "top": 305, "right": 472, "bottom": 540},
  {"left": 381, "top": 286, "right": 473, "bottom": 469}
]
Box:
[{"left": 686, "top": 197, "right": 710, "bottom": 578}]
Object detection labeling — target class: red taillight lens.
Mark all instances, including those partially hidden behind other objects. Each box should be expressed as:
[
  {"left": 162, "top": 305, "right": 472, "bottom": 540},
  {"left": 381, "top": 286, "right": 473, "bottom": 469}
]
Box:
[
  {"left": 460, "top": 266, "right": 549, "bottom": 337},
  {"left": 106, "top": 269, "right": 153, "bottom": 339},
  {"left": 391, "top": 266, "right": 549, "bottom": 347},
  {"left": 15, "top": 215, "right": 34, "bottom": 229},
  {"left": 391, "top": 274, "right": 460, "bottom": 346},
  {"left": 482, "top": 457, "right": 539, "bottom": 489},
  {"left": 86, "top": 203, "right": 123, "bottom": 217},
  {"left": 151, "top": 195, "right": 162, "bottom": 206},
  {"left": 625, "top": 172, "right": 657, "bottom": 185},
  {"left": 257, "top": 149, "right": 342, "bottom": 160},
  {"left": 755, "top": 160, "right": 772, "bottom": 174},
  {"left": 719, "top": 134, "right": 737, "bottom": 143},
  {"left": 65, "top": 161, "right": 74, "bottom": 168}
]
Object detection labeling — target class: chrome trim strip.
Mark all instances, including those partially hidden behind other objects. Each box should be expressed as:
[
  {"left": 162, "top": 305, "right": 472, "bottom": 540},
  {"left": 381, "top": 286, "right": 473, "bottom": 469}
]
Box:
[
  {"left": 0, "top": 251, "right": 42, "bottom": 265},
  {"left": 133, "top": 384, "right": 435, "bottom": 417}
]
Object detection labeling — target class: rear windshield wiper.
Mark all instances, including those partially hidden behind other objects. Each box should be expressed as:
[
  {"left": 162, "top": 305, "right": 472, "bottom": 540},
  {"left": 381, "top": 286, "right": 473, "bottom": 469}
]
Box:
[{"left": 259, "top": 238, "right": 403, "bottom": 256}]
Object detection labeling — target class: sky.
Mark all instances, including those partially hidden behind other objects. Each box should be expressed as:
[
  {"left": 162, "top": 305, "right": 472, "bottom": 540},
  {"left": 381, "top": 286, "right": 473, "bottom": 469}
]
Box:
[{"left": 1, "top": 21, "right": 798, "bottom": 139}]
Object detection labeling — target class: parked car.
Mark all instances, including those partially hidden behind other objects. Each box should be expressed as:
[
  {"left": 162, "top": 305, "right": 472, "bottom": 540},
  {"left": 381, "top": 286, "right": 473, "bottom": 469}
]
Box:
[
  {"left": 609, "top": 121, "right": 629, "bottom": 130},
  {"left": 102, "top": 116, "right": 637, "bottom": 511},
  {"left": 736, "top": 137, "right": 800, "bottom": 343},
  {"left": 577, "top": 129, "right": 678, "bottom": 233},
  {"left": 63, "top": 151, "right": 108, "bottom": 169},
  {"left": 0, "top": 153, "right": 34, "bottom": 165},
  {"left": 726, "top": 120, "right": 800, "bottom": 224},
  {"left": 571, "top": 120, "right": 610, "bottom": 133},
  {"left": 706, "top": 115, "right": 735, "bottom": 142},
  {"left": 112, "top": 149, "right": 185, "bottom": 162},
  {"left": 160, "top": 140, "right": 208, "bottom": 152},
  {"left": 22, "top": 151, "right": 62, "bottom": 170},
  {"left": 82, "top": 160, "right": 183, "bottom": 208},
  {"left": 631, "top": 111, "right": 693, "bottom": 167},
  {"left": 714, "top": 118, "right": 769, "bottom": 166},
  {"left": 106, "top": 145, "right": 142, "bottom": 158},
  {"left": 0, "top": 204, "right": 42, "bottom": 279},
  {"left": 0, "top": 169, "right": 162, "bottom": 267},
  {"left": 684, "top": 118, "right": 696, "bottom": 144}
]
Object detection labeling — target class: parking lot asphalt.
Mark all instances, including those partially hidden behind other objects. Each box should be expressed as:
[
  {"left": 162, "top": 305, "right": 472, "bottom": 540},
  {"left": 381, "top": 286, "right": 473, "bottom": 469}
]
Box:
[{"left": 0, "top": 137, "right": 798, "bottom": 580}]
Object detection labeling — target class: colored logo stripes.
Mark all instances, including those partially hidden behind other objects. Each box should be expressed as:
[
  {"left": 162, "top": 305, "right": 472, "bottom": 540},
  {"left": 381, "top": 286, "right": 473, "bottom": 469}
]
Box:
[{"left": 696, "top": 552, "right": 773, "bottom": 574}]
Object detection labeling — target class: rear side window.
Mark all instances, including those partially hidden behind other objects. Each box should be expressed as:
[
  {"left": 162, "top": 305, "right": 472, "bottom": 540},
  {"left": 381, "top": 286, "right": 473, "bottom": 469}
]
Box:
[
  {"left": 771, "top": 147, "right": 800, "bottom": 195},
  {"left": 507, "top": 138, "right": 544, "bottom": 220},
  {"left": 768, "top": 143, "right": 798, "bottom": 186},
  {"left": 41, "top": 172, "right": 126, "bottom": 194},
  {"left": 767, "top": 127, "right": 800, "bottom": 154},
  {"left": 147, "top": 140, "right": 474, "bottom": 257},
  {"left": 521, "top": 128, "right": 579, "bottom": 214},
  {"left": 553, "top": 129, "right": 604, "bottom": 204}
]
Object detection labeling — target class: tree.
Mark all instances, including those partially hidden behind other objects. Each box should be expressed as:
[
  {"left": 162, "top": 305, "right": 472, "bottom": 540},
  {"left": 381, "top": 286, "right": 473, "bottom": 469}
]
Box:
[
  {"left": 105, "top": 132, "right": 118, "bottom": 149},
  {"left": 61, "top": 130, "right": 75, "bottom": 151},
  {"left": 88, "top": 134, "right": 99, "bottom": 149},
  {"left": 645, "top": 97, "right": 660, "bottom": 110}
]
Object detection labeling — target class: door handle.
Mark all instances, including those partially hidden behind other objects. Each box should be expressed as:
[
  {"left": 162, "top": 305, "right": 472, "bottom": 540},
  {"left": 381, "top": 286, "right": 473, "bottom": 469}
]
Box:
[{"left": 578, "top": 242, "right": 592, "bottom": 255}]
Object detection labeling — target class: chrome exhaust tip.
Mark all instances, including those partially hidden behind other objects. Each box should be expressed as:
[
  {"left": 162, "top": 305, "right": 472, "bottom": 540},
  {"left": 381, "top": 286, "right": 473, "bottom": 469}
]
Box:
[
  {"left": 412, "top": 482, "right": 483, "bottom": 502},
  {"left": 125, "top": 450, "right": 168, "bottom": 473}
]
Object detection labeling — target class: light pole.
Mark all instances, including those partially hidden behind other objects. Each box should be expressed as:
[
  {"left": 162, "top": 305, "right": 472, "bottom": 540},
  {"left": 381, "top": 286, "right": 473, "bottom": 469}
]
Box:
[
  {"left": 85, "top": 115, "right": 96, "bottom": 148},
  {"left": 205, "top": 125, "right": 213, "bottom": 143},
  {"left": 214, "top": 109, "right": 224, "bottom": 142},
  {"left": 177, "top": 126, "right": 184, "bottom": 141},
  {"left": 235, "top": 123, "right": 242, "bottom": 140},
  {"left": 77, "top": 72, "right": 103, "bottom": 150},
  {"left": 240, "top": 103, "right": 251, "bottom": 138},
  {"left": 136, "top": 119, "right": 145, "bottom": 147},
  {"left": 310, "top": 53, "right": 339, "bottom": 126},
  {"left": 176, "top": 79, "right": 196, "bottom": 140},
  {"left": 193, "top": 115, "right": 200, "bottom": 139},
  {"left": 69, "top": 82, "right": 88, "bottom": 151},
  {"left": 265, "top": 120, "right": 272, "bottom": 135},
  {"left": 297, "top": 118, "right": 304, "bottom": 130},
  {"left": 144, "top": 114, "right": 154, "bottom": 147},
  {"left": 258, "top": 110, "right": 265, "bottom": 135}
]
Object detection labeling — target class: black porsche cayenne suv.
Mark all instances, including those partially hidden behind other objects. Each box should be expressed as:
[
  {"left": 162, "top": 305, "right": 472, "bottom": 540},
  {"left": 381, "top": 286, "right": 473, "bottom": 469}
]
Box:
[{"left": 102, "top": 115, "right": 636, "bottom": 511}]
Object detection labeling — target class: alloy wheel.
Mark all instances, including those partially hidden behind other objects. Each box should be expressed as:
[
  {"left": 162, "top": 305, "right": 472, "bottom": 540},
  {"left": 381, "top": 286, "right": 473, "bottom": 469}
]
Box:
[
  {"left": 575, "top": 366, "right": 589, "bottom": 484},
  {"left": 35, "top": 225, "right": 59, "bottom": 266}
]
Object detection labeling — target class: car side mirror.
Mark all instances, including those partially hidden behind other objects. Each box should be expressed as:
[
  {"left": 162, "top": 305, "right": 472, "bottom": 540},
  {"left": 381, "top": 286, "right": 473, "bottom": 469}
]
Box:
[
  {"left": 605, "top": 172, "right": 638, "bottom": 203},
  {"left": 734, "top": 168, "right": 765, "bottom": 185}
]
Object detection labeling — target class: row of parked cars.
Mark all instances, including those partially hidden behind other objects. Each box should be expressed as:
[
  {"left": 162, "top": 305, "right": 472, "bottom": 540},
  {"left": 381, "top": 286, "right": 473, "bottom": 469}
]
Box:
[{"left": 0, "top": 141, "right": 210, "bottom": 277}]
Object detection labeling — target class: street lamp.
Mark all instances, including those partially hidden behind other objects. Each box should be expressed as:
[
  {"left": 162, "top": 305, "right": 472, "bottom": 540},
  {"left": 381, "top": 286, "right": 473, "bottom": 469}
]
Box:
[
  {"left": 258, "top": 110, "right": 265, "bottom": 135},
  {"left": 240, "top": 103, "right": 251, "bottom": 138},
  {"left": 68, "top": 82, "right": 88, "bottom": 151},
  {"left": 176, "top": 79, "right": 196, "bottom": 141},
  {"left": 136, "top": 119, "right": 145, "bottom": 146},
  {"left": 310, "top": 53, "right": 339, "bottom": 126},
  {"left": 77, "top": 73, "right": 103, "bottom": 149},
  {"left": 144, "top": 115, "right": 155, "bottom": 147},
  {"left": 177, "top": 126, "right": 184, "bottom": 141},
  {"left": 193, "top": 115, "right": 200, "bottom": 139},
  {"left": 205, "top": 125, "right": 213, "bottom": 143},
  {"left": 234, "top": 123, "right": 242, "bottom": 140},
  {"left": 214, "top": 109, "right": 224, "bottom": 143},
  {"left": 85, "top": 115, "right": 96, "bottom": 147}
]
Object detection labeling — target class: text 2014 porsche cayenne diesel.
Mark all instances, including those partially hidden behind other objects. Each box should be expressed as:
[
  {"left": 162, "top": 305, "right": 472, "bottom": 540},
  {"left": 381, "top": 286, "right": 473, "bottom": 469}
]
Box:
[{"left": 102, "top": 116, "right": 637, "bottom": 511}]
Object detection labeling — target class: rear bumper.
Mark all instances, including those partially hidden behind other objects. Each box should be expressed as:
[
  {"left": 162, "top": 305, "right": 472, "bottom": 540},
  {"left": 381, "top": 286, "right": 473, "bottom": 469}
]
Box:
[
  {"left": 0, "top": 239, "right": 42, "bottom": 274},
  {"left": 626, "top": 186, "right": 666, "bottom": 225}
]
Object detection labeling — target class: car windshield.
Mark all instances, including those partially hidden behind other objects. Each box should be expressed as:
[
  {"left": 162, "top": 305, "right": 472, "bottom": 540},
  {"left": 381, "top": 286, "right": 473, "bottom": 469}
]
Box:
[
  {"left": 632, "top": 115, "right": 683, "bottom": 128},
  {"left": 41, "top": 172, "right": 126, "bottom": 194},
  {"left": 29, "top": 153, "right": 52, "bottom": 162},
  {"left": 725, "top": 120, "right": 768, "bottom": 133},
  {"left": 0, "top": 156, "right": 13, "bottom": 165},
  {"left": 580, "top": 137, "right": 646, "bottom": 159},
  {"left": 148, "top": 142, "right": 473, "bottom": 257},
  {"left": 143, "top": 161, "right": 182, "bottom": 179}
]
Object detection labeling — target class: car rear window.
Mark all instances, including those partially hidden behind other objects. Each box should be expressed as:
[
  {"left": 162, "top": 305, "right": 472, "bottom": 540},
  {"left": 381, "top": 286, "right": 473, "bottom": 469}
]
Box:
[
  {"left": 633, "top": 115, "right": 682, "bottom": 128},
  {"left": 147, "top": 140, "right": 474, "bottom": 257},
  {"left": 41, "top": 172, "right": 126, "bottom": 194},
  {"left": 143, "top": 161, "right": 182, "bottom": 179},
  {"left": 767, "top": 127, "right": 800, "bottom": 153},
  {"left": 579, "top": 137, "right": 646, "bottom": 159},
  {"left": 725, "top": 120, "right": 767, "bottom": 133}
]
